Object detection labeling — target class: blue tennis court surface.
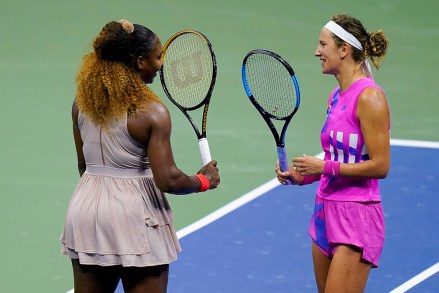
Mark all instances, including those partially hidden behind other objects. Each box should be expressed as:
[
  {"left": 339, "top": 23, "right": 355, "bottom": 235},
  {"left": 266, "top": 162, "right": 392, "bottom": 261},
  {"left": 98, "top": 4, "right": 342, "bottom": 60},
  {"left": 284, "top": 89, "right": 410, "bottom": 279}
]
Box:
[{"left": 112, "top": 143, "right": 439, "bottom": 292}]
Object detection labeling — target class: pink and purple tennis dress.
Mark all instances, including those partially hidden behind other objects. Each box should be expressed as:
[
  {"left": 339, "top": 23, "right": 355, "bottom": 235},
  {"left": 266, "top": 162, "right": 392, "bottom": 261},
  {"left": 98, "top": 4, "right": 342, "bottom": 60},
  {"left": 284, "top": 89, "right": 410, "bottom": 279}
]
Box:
[{"left": 308, "top": 78, "right": 388, "bottom": 267}]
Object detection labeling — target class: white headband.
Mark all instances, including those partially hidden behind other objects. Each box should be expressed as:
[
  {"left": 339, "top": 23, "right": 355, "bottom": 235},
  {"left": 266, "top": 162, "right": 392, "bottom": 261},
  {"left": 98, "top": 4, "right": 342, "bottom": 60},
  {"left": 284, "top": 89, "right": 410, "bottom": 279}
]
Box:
[
  {"left": 324, "top": 20, "right": 373, "bottom": 79},
  {"left": 324, "top": 21, "right": 362, "bottom": 50}
]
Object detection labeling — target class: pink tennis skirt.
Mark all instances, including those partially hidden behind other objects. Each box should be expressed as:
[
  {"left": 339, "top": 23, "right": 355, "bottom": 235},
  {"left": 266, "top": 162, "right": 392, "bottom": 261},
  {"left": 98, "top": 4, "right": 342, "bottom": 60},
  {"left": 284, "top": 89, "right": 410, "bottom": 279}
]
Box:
[{"left": 308, "top": 196, "right": 385, "bottom": 267}]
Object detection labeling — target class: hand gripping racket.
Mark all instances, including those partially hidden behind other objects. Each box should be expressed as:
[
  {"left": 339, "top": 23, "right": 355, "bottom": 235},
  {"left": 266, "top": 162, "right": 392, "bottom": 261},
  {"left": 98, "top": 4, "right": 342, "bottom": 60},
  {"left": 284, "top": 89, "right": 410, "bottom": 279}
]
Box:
[
  {"left": 160, "top": 30, "right": 217, "bottom": 166},
  {"left": 242, "top": 49, "right": 301, "bottom": 172}
]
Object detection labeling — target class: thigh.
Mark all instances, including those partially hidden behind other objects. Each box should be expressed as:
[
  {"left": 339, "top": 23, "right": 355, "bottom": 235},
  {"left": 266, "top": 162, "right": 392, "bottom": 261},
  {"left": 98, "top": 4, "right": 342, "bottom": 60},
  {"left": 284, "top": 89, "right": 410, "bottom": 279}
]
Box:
[
  {"left": 121, "top": 264, "right": 169, "bottom": 293},
  {"left": 312, "top": 242, "right": 331, "bottom": 293},
  {"left": 71, "top": 259, "right": 121, "bottom": 293},
  {"left": 326, "top": 245, "right": 372, "bottom": 293},
  {"left": 325, "top": 201, "right": 384, "bottom": 267}
]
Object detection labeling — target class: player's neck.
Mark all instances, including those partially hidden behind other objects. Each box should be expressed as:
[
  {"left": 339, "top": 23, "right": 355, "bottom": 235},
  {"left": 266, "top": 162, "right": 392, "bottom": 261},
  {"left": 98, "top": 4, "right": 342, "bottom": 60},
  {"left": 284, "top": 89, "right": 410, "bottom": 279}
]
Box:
[{"left": 337, "top": 68, "right": 366, "bottom": 93}]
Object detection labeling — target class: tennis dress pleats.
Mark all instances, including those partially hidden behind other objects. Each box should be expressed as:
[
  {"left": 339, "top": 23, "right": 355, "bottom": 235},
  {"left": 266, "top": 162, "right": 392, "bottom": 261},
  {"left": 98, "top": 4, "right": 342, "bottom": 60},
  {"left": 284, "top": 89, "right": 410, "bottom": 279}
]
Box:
[{"left": 60, "top": 112, "right": 181, "bottom": 267}]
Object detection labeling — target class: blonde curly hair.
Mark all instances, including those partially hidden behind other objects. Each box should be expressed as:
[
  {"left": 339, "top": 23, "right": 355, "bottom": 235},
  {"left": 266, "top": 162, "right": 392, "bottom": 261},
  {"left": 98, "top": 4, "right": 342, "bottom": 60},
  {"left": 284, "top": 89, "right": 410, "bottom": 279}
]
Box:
[{"left": 75, "top": 20, "right": 161, "bottom": 127}]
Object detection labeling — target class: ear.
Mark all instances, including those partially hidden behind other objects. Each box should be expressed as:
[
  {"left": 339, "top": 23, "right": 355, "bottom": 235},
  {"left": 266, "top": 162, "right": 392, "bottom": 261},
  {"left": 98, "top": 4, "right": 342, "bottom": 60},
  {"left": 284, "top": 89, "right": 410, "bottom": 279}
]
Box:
[
  {"left": 136, "top": 56, "right": 145, "bottom": 70},
  {"left": 339, "top": 43, "right": 350, "bottom": 59}
]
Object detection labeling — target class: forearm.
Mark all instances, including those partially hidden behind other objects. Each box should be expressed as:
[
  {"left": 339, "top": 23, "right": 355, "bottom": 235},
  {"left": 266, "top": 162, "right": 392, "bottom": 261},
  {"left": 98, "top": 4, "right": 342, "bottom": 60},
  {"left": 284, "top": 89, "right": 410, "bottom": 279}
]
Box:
[
  {"left": 339, "top": 159, "right": 389, "bottom": 179},
  {"left": 154, "top": 169, "right": 201, "bottom": 195}
]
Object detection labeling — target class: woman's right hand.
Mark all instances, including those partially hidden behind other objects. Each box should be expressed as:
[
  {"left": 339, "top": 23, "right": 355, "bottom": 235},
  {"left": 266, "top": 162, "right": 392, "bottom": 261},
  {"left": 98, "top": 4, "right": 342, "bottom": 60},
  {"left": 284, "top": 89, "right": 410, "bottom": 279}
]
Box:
[
  {"left": 275, "top": 160, "right": 304, "bottom": 185},
  {"left": 197, "top": 160, "right": 220, "bottom": 190}
]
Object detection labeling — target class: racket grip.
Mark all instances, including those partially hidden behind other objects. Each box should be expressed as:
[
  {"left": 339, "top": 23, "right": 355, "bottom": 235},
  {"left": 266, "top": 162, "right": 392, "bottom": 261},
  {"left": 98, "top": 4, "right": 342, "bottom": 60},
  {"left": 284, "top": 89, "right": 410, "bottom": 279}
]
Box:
[
  {"left": 277, "top": 146, "right": 290, "bottom": 172},
  {"left": 198, "top": 138, "right": 212, "bottom": 166}
]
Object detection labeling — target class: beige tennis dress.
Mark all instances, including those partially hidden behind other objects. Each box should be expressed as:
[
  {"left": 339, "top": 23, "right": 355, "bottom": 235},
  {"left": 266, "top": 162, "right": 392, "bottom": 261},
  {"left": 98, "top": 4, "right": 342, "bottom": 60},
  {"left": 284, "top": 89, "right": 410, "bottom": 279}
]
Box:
[{"left": 60, "top": 112, "right": 181, "bottom": 266}]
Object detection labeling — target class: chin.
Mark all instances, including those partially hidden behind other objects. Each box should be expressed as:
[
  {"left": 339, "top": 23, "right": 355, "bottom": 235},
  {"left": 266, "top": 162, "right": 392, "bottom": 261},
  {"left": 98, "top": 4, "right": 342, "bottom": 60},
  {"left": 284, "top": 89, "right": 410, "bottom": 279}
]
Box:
[{"left": 321, "top": 68, "right": 331, "bottom": 75}]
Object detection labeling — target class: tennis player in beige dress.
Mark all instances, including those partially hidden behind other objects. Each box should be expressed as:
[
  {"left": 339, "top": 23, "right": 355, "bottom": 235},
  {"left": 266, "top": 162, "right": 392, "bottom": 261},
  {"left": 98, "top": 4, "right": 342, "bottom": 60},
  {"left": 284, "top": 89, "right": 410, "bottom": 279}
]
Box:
[{"left": 60, "top": 19, "right": 220, "bottom": 293}]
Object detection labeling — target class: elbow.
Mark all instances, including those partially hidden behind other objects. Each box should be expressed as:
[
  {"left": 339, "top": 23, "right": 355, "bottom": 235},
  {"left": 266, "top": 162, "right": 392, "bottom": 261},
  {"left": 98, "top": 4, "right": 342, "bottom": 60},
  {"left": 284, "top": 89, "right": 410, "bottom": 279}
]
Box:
[
  {"left": 154, "top": 180, "right": 175, "bottom": 193},
  {"left": 375, "top": 164, "right": 390, "bottom": 179},
  {"left": 377, "top": 172, "right": 388, "bottom": 179},
  {"left": 151, "top": 167, "right": 180, "bottom": 193}
]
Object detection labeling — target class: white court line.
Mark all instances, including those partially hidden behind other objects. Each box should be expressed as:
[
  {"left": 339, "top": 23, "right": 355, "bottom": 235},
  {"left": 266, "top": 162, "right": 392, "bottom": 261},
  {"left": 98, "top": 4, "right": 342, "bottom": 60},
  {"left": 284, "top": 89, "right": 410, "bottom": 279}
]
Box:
[
  {"left": 390, "top": 138, "right": 439, "bottom": 149},
  {"left": 389, "top": 262, "right": 439, "bottom": 293}
]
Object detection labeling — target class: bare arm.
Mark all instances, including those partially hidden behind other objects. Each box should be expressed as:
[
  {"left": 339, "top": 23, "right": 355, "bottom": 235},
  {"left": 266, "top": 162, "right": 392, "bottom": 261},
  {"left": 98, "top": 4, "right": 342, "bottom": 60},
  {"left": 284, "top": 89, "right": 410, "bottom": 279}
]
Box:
[
  {"left": 342, "top": 87, "right": 390, "bottom": 178},
  {"left": 131, "top": 102, "right": 220, "bottom": 194},
  {"left": 72, "top": 101, "right": 86, "bottom": 176}
]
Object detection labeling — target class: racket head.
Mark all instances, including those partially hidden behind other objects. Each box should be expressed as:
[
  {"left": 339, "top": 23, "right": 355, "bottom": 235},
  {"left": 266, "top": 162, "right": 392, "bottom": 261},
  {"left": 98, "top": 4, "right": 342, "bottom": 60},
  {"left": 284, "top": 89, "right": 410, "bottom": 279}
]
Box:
[
  {"left": 160, "top": 30, "right": 217, "bottom": 111},
  {"left": 242, "top": 49, "right": 300, "bottom": 121}
]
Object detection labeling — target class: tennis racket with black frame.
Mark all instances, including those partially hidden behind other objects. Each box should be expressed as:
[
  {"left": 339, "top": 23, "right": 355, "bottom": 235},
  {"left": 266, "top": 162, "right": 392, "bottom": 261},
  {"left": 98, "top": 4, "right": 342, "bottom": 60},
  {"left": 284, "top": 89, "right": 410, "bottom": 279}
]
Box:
[
  {"left": 160, "top": 30, "right": 217, "bottom": 166},
  {"left": 242, "top": 49, "right": 301, "bottom": 172}
]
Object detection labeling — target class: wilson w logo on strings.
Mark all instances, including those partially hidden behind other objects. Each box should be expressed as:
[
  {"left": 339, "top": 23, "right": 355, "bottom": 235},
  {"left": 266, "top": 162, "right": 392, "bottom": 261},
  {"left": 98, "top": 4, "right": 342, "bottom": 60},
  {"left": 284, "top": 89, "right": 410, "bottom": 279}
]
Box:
[{"left": 170, "top": 51, "right": 204, "bottom": 89}]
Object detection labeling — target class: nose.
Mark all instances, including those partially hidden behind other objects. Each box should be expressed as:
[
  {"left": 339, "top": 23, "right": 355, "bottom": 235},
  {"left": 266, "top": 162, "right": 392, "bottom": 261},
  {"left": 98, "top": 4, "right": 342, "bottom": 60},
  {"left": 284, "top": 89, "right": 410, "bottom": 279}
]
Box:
[{"left": 314, "top": 48, "right": 321, "bottom": 57}]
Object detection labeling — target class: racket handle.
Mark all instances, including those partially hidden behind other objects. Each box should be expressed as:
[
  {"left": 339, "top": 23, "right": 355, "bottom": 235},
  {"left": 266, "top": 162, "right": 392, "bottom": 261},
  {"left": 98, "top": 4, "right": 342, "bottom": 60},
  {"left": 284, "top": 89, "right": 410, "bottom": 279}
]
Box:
[
  {"left": 198, "top": 138, "right": 212, "bottom": 166},
  {"left": 277, "top": 146, "right": 290, "bottom": 172}
]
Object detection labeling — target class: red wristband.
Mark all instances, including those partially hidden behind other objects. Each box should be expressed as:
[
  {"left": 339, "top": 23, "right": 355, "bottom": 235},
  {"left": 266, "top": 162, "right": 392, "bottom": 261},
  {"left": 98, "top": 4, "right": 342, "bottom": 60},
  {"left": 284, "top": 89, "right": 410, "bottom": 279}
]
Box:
[
  {"left": 323, "top": 160, "right": 340, "bottom": 177},
  {"left": 195, "top": 174, "right": 210, "bottom": 192}
]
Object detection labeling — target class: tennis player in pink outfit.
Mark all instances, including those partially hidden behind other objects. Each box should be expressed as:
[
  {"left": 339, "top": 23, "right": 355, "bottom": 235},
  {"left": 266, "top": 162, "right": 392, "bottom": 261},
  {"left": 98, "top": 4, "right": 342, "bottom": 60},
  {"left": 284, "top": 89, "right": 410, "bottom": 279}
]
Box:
[{"left": 276, "top": 14, "right": 390, "bottom": 293}]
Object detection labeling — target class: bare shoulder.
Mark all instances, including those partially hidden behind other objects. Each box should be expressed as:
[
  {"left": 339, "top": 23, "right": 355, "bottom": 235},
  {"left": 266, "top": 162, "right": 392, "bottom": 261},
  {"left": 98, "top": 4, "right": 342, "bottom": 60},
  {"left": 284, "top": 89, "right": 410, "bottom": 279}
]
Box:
[
  {"left": 358, "top": 87, "right": 387, "bottom": 107},
  {"left": 133, "top": 101, "right": 170, "bottom": 125},
  {"left": 127, "top": 101, "right": 171, "bottom": 145},
  {"left": 148, "top": 101, "right": 170, "bottom": 120},
  {"left": 357, "top": 86, "right": 390, "bottom": 126},
  {"left": 357, "top": 87, "right": 389, "bottom": 115}
]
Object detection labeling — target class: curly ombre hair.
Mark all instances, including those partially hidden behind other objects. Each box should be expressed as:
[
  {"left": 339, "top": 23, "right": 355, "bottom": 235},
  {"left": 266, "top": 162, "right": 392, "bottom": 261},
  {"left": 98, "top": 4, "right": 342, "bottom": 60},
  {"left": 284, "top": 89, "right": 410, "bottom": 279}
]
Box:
[{"left": 75, "top": 20, "right": 161, "bottom": 127}]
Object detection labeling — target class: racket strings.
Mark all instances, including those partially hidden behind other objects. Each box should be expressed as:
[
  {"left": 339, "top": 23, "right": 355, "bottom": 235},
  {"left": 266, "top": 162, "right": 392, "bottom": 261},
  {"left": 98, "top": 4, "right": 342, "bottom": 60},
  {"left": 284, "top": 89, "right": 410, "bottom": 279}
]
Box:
[
  {"left": 245, "top": 54, "right": 297, "bottom": 119},
  {"left": 162, "top": 33, "right": 213, "bottom": 109}
]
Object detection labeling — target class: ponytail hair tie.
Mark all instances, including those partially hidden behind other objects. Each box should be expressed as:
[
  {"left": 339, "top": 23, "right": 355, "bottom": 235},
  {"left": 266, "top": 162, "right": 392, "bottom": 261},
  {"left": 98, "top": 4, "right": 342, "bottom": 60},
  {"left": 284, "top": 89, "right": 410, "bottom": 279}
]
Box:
[{"left": 118, "top": 19, "right": 134, "bottom": 34}]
